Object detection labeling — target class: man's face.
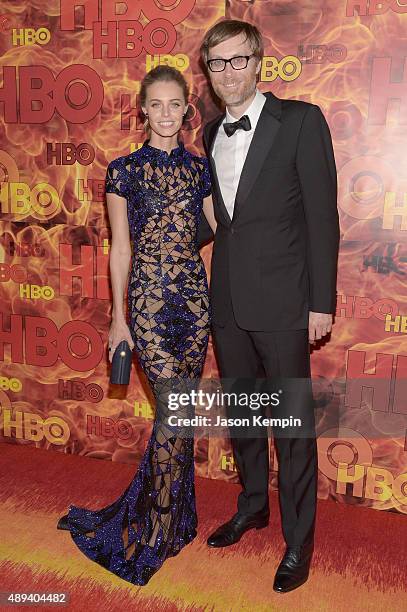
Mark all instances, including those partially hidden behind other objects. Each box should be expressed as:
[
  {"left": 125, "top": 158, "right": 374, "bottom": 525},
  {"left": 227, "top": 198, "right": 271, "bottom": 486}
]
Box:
[{"left": 206, "top": 32, "right": 261, "bottom": 109}]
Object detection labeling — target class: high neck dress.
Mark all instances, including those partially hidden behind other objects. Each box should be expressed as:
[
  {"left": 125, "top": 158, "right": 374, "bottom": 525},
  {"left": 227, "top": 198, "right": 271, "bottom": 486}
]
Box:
[{"left": 62, "top": 140, "right": 211, "bottom": 586}]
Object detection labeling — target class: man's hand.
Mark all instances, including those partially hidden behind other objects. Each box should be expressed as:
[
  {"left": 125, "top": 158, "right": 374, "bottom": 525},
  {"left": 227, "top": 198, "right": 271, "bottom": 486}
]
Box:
[{"left": 308, "top": 311, "right": 333, "bottom": 344}]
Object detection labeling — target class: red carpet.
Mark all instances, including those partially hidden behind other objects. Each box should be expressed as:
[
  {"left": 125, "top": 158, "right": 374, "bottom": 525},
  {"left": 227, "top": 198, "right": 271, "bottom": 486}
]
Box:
[{"left": 0, "top": 441, "right": 405, "bottom": 611}]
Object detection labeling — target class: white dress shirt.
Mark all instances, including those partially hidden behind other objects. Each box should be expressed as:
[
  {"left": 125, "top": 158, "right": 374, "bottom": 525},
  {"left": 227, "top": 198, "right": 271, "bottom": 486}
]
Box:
[{"left": 212, "top": 88, "right": 266, "bottom": 219}]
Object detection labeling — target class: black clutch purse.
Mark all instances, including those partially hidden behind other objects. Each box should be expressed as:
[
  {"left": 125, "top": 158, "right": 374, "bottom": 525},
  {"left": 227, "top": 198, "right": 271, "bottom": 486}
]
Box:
[{"left": 109, "top": 340, "right": 133, "bottom": 385}]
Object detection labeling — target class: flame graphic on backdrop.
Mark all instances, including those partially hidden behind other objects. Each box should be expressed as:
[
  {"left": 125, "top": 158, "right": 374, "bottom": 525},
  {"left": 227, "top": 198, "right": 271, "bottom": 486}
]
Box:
[
  {"left": 217, "top": 1, "right": 407, "bottom": 510},
  {"left": 0, "top": 1, "right": 406, "bottom": 510},
  {"left": 0, "top": 0, "right": 225, "bottom": 481}
]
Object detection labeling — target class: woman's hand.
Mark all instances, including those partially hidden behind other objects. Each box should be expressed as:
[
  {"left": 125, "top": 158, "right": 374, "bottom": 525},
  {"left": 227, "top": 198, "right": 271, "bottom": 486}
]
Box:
[{"left": 108, "top": 318, "right": 135, "bottom": 363}]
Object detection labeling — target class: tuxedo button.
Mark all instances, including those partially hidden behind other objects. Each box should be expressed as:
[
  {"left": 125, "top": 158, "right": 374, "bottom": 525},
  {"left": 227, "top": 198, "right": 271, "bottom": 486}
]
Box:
[{"left": 230, "top": 227, "right": 235, "bottom": 234}]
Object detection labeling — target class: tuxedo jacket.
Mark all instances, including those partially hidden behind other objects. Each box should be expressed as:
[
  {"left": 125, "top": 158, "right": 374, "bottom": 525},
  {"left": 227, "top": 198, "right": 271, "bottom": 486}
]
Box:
[{"left": 199, "top": 90, "right": 340, "bottom": 331}]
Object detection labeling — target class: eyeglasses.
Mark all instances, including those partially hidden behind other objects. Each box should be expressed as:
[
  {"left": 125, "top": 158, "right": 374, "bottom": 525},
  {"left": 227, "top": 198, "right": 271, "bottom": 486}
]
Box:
[{"left": 207, "top": 54, "right": 256, "bottom": 72}]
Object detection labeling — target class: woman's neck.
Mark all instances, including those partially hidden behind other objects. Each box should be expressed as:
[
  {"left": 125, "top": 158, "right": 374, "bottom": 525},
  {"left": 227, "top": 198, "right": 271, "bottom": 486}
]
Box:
[{"left": 148, "top": 133, "right": 179, "bottom": 153}]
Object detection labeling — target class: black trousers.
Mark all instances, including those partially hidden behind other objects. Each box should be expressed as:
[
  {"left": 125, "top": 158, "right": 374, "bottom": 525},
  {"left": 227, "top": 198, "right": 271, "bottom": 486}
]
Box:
[{"left": 211, "top": 307, "right": 318, "bottom": 548}]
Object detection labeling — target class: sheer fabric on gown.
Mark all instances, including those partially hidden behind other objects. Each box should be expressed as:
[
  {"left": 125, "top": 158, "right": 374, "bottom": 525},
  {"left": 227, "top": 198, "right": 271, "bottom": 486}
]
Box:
[{"left": 63, "top": 141, "right": 211, "bottom": 585}]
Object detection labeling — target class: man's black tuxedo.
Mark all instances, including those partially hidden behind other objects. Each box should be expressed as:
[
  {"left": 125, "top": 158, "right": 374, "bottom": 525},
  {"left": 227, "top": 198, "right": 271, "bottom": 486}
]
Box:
[
  {"left": 200, "top": 91, "right": 340, "bottom": 330},
  {"left": 199, "top": 91, "right": 340, "bottom": 549}
]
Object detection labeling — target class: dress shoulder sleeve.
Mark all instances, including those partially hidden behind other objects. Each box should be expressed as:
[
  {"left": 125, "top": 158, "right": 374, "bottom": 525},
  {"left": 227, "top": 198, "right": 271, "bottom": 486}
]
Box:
[
  {"left": 105, "top": 158, "right": 128, "bottom": 198},
  {"left": 199, "top": 156, "right": 212, "bottom": 198}
]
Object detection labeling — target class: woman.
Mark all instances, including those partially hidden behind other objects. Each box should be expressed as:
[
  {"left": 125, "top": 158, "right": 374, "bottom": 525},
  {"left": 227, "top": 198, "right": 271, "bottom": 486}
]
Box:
[{"left": 56, "top": 65, "right": 216, "bottom": 586}]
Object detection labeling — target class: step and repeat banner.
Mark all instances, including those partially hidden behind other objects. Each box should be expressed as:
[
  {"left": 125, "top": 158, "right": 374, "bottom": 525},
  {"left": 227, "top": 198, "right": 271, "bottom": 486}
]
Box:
[{"left": 0, "top": 1, "right": 406, "bottom": 514}]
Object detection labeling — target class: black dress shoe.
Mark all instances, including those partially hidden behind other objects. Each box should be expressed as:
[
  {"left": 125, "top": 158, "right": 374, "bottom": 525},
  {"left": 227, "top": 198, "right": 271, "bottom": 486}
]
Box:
[
  {"left": 207, "top": 510, "right": 269, "bottom": 548},
  {"left": 273, "top": 542, "right": 314, "bottom": 593},
  {"left": 56, "top": 514, "right": 70, "bottom": 531}
]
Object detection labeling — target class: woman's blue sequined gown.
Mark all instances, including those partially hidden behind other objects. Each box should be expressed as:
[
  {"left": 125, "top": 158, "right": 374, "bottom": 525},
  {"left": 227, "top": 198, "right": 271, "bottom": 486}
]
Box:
[{"left": 63, "top": 141, "right": 211, "bottom": 586}]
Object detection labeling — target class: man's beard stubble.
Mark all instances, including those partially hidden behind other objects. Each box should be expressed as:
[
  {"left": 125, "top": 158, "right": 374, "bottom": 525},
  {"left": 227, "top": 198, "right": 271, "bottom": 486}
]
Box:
[{"left": 213, "top": 79, "right": 257, "bottom": 110}]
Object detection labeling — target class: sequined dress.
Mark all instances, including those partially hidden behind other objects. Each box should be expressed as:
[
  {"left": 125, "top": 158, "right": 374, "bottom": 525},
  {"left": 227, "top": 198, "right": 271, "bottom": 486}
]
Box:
[{"left": 63, "top": 141, "right": 211, "bottom": 585}]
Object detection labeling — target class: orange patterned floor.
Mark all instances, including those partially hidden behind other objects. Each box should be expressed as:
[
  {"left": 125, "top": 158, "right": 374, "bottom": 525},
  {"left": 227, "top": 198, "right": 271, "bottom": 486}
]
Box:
[{"left": 0, "top": 442, "right": 405, "bottom": 611}]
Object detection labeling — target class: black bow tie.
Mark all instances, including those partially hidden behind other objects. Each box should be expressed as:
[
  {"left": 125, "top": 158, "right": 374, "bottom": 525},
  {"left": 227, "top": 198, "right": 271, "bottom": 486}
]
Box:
[{"left": 223, "top": 114, "right": 251, "bottom": 137}]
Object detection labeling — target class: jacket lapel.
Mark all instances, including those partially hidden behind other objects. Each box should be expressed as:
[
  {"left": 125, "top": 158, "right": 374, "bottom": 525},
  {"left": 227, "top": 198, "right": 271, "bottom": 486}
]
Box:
[
  {"left": 205, "top": 113, "right": 232, "bottom": 226},
  {"left": 232, "top": 92, "right": 282, "bottom": 221}
]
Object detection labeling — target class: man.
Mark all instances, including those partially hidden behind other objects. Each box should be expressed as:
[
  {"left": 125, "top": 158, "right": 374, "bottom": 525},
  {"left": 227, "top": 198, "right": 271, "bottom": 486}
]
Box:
[{"left": 198, "top": 20, "right": 340, "bottom": 593}]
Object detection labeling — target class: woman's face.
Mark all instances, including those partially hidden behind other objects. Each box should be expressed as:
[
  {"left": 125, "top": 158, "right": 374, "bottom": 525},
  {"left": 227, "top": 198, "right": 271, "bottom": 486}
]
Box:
[{"left": 142, "top": 80, "right": 188, "bottom": 139}]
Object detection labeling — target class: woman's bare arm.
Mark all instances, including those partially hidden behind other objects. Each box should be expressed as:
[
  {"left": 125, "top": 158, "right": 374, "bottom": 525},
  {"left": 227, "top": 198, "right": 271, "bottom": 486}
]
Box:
[
  {"left": 106, "top": 192, "right": 134, "bottom": 357},
  {"left": 203, "top": 194, "right": 217, "bottom": 234}
]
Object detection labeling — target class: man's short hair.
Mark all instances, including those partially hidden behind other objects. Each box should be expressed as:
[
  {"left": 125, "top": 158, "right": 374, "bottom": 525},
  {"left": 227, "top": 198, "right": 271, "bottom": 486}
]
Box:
[{"left": 200, "top": 19, "right": 264, "bottom": 65}]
